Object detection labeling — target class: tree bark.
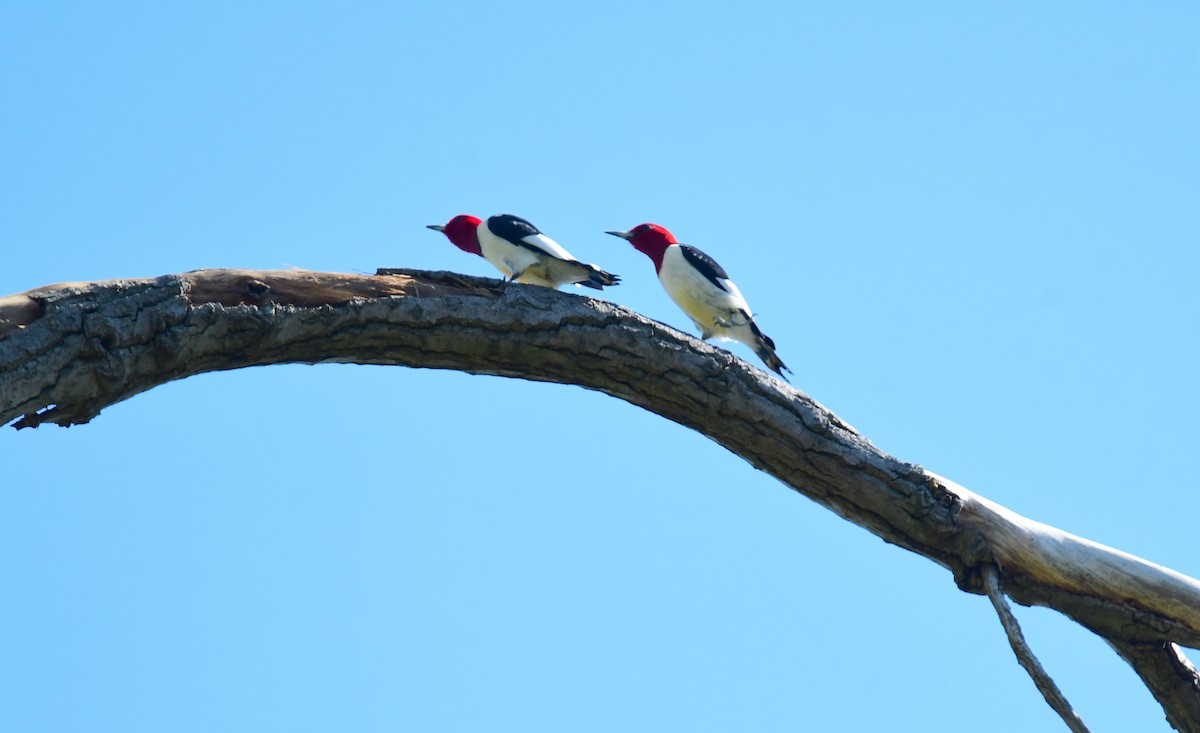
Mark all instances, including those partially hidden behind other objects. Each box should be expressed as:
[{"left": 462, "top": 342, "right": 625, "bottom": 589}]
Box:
[
  {"left": 2, "top": 267, "right": 1198, "bottom": 730},
  {"left": 1109, "top": 640, "right": 1200, "bottom": 733},
  {"left": 982, "top": 565, "right": 1092, "bottom": 733}
]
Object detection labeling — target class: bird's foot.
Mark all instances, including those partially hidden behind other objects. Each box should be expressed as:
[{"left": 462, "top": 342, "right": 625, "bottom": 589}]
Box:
[{"left": 714, "top": 313, "right": 750, "bottom": 328}]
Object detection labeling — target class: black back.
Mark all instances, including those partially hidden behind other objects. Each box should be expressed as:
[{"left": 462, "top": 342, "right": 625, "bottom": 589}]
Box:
[
  {"left": 680, "top": 245, "right": 731, "bottom": 291},
  {"left": 487, "top": 214, "right": 542, "bottom": 246}
]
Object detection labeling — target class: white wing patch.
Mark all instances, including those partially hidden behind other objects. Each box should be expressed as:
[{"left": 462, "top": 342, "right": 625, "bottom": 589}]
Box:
[
  {"left": 476, "top": 221, "right": 596, "bottom": 288},
  {"left": 520, "top": 233, "right": 575, "bottom": 261},
  {"left": 716, "top": 277, "right": 748, "bottom": 307}
]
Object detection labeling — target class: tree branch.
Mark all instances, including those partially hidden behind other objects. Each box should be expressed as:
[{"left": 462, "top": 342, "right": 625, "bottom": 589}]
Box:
[
  {"left": 3, "top": 267, "right": 1199, "bottom": 729},
  {"left": 982, "top": 565, "right": 1092, "bottom": 732},
  {"left": 1108, "top": 639, "right": 1200, "bottom": 733}
]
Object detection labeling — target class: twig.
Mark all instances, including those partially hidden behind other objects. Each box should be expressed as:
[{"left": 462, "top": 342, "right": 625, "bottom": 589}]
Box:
[{"left": 982, "top": 564, "right": 1092, "bottom": 733}]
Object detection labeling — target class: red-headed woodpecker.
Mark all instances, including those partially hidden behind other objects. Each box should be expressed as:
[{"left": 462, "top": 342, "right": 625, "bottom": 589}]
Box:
[
  {"left": 607, "top": 223, "right": 789, "bottom": 377},
  {"left": 428, "top": 214, "right": 619, "bottom": 290}
]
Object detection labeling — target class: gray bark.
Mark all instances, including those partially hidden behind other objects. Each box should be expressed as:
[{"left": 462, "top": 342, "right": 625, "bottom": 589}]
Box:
[
  {"left": 2, "top": 267, "right": 1198, "bottom": 731},
  {"left": 1109, "top": 640, "right": 1200, "bottom": 733},
  {"left": 983, "top": 564, "right": 1092, "bottom": 732}
]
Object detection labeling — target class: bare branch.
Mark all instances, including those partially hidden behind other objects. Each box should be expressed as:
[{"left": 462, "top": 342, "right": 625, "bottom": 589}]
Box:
[
  {"left": 982, "top": 565, "right": 1092, "bottom": 732},
  {"left": 1108, "top": 639, "right": 1200, "bottom": 733},
  {"left": 3, "top": 267, "right": 1199, "bottom": 728}
]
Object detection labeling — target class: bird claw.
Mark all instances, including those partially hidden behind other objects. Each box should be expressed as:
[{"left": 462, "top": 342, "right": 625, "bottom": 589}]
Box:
[{"left": 714, "top": 313, "right": 750, "bottom": 328}]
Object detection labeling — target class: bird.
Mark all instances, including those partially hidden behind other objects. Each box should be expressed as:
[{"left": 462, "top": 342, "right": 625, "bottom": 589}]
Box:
[
  {"left": 607, "top": 223, "right": 789, "bottom": 376},
  {"left": 428, "top": 214, "right": 620, "bottom": 290}
]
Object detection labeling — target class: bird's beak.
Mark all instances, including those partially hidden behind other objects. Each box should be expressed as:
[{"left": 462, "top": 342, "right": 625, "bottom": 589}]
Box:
[
  {"left": 427, "top": 224, "right": 445, "bottom": 232},
  {"left": 605, "top": 230, "right": 632, "bottom": 240}
]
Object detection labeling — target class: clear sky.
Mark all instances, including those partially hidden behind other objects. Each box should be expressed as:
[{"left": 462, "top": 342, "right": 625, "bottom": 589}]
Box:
[{"left": 2, "top": 2, "right": 1198, "bottom": 731}]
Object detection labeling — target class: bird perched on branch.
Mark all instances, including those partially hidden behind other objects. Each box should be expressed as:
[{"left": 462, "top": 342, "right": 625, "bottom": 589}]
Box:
[
  {"left": 607, "top": 223, "right": 789, "bottom": 377},
  {"left": 428, "top": 214, "right": 620, "bottom": 290}
]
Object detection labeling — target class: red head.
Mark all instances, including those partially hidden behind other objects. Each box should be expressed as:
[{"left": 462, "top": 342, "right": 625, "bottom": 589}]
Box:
[
  {"left": 605, "top": 223, "right": 678, "bottom": 272},
  {"left": 427, "top": 214, "right": 483, "bottom": 256}
]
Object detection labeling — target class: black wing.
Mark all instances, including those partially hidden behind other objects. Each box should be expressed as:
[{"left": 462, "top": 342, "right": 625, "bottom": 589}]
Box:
[
  {"left": 680, "top": 245, "right": 731, "bottom": 292},
  {"left": 487, "top": 214, "right": 542, "bottom": 246}
]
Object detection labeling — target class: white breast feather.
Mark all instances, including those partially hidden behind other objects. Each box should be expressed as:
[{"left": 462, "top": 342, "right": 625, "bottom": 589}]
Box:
[
  {"left": 658, "top": 246, "right": 757, "bottom": 342},
  {"left": 661, "top": 247, "right": 749, "bottom": 310},
  {"left": 477, "top": 223, "right": 532, "bottom": 276}
]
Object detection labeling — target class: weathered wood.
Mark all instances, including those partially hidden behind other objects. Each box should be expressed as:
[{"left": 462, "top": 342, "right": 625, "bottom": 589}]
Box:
[
  {"left": 1108, "top": 640, "right": 1200, "bottom": 733},
  {"left": 2, "top": 266, "right": 1198, "bottom": 730},
  {"left": 983, "top": 565, "right": 1092, "bottom": 733}
]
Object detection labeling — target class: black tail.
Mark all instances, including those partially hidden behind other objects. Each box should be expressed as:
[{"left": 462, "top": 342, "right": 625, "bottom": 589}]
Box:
[
  {"left": 576, "top": 263, "right": 620, "bottom": 290},
  {"left": 750, "top": 321, "right": 790, "bottom": 378}
]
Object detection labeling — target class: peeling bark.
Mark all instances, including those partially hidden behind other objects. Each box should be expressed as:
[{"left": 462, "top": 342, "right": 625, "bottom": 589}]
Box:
[{"left": 2, "top": 267, "right": 1198, "bottom": 730}]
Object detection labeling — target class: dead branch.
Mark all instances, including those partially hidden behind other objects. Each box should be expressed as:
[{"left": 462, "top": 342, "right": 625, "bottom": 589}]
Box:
[
  {"left": 982, "top": 564, "right": 1091, "bottom": 732},
  {"left": 2, "top": 267, "right": 1198, "bottom": 730}
]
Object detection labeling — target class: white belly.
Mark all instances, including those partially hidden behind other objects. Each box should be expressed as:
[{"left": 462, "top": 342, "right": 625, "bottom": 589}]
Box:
[
  {"left": 658, "top": 246, "right": 753, "bottom": 340},
  {"left": 477, "top": 226, "right": 540, "bottom": 280}
]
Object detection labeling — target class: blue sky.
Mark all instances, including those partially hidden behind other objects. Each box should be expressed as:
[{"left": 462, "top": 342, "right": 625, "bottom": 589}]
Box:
[{"left": 2, "top": 2, "right": 1198, "bottom": 730}]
